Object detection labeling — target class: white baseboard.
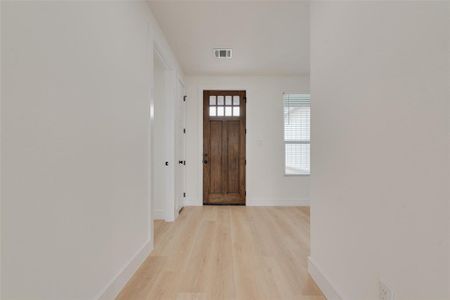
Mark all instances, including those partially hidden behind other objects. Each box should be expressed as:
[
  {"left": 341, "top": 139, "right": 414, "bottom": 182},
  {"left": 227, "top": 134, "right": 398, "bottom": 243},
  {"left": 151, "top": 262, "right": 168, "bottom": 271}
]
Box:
[
  {"left": 184, "top": 199, "right": 202, "bottom": 206},
  {"left": 152, "top": 209, "right": 165, "bottom": 220},
  {"left": 308, "top": 257, "right": 344, "bottom": 300},
  {"left": 96, "top": 240, "right": 153, "bottom": 300},
  {"left": 246, "top": 198, "right": 310, "bottom": 206},
  {"left": 183, "top": 198, "right": 310, "bottom": 207}
]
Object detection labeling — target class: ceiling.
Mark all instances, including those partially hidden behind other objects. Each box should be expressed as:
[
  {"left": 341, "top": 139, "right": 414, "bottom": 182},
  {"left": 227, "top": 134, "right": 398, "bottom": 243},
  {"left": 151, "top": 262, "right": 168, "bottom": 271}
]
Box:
[{"left": 148, "top": 1, "right": 310, "bottom": 76}]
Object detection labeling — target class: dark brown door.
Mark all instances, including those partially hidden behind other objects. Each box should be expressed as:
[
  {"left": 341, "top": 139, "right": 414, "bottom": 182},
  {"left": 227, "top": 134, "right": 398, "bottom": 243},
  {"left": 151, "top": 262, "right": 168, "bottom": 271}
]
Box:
[{"left": 203, "top": 90, "right": 246, "bottom": 205}]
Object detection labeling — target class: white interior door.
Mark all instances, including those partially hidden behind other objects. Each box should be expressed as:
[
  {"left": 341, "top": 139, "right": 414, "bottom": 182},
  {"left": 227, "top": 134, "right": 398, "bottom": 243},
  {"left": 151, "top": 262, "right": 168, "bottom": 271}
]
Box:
[
  {"left": 152, "top": 52, "right": 171, "bottom": 221},
  {"left": 174, "top": 79, "right": 186, "bottom": 213}
]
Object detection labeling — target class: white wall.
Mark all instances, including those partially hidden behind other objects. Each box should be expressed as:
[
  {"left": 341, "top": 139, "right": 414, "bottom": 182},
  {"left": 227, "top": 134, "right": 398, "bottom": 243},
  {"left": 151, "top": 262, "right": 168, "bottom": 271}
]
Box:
[
  {"left": 309, "top": 2, "right": 449, "bottom": 300},
  {"left": 1, "top": 1, "right": 182, "bottom": 299},
  {"left": 185, "top": 76, "right": 310, "bottom": 206}
]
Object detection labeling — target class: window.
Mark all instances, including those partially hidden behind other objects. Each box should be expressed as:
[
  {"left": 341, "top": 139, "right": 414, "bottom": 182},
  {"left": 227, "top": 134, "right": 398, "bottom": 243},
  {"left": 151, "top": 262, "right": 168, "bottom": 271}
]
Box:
[
  {"left": 283, "top": 93, "right": 310, "bottom": 175},
  {"left": 209, "top": 95, "right": 240, "bottom": 117}
]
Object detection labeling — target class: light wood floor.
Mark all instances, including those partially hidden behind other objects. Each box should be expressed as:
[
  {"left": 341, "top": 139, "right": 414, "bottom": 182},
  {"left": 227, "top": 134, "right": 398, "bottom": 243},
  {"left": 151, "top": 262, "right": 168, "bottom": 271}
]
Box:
[{"left": 117, "top": 206, "right": 325, "bottom": 300}]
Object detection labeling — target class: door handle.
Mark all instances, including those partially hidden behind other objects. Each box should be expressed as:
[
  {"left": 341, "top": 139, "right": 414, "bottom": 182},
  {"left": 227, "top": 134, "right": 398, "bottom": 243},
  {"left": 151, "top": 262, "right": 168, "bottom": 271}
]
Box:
[{"left": 179, "top": 160, "right": 183, "bottom": 164}]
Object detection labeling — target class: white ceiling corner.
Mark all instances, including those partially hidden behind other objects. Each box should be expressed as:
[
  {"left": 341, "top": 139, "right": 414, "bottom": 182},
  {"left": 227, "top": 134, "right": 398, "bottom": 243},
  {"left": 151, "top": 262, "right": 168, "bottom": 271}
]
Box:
[{"left": 148, "top": 1, "right": 310, "bottom": 76}]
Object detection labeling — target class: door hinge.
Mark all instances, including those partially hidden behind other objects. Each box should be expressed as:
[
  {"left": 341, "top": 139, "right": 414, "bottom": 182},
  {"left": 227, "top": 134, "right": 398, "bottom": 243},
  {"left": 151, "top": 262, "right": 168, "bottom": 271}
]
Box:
[
  {"left": 245, "top": 159, "right": 247, "bottom": 166},
  {"left": 245, "top": 191, "right": 247, "bottom": 196},
  {"left": 183, "top": 192, "right": 186, "bottom": 197},
  {"left": 244, "top": 97, "right": 247, "bottom": 103},
  {"left": 183, "top": 128, "right": 186, "bottom": 134},
  {"left": 245, "top": 128, "right": 247, "bottom": 134},
  {"left": 183, "top": 95, "right": 187, "bottom": 102}
]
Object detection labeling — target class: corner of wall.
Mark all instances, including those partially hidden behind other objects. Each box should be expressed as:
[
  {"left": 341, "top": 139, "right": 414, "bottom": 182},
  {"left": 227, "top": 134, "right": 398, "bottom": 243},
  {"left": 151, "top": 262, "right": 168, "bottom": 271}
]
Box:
[
  {"left": 96, "top": 240, "right": 153, "bottom": 300},
  {"left": 308, "top": 257, "right": 344, "bottom": 300}
]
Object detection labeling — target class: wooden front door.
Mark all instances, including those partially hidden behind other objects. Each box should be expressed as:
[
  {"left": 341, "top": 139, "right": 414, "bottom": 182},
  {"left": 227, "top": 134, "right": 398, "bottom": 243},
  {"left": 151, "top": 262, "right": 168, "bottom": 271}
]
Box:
[{"left": 203, "top": 90, "right": 246, "bottom": 205}]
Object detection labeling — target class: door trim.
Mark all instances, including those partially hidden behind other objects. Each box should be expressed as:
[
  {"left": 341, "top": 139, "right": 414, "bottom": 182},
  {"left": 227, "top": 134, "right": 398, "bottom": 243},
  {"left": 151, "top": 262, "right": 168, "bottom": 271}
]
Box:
[{"left": 202, "top": 90, "right": 246, "bottom": 205}]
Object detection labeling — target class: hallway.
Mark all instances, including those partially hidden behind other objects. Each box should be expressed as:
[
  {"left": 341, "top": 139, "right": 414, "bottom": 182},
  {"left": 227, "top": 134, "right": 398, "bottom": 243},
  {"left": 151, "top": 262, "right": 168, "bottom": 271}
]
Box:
[
  {"left": 2, "top": 2, "right": 448, "bottom": 299},
  {"left": 117, "top": 206, "right": 324, "bottom": 300}
]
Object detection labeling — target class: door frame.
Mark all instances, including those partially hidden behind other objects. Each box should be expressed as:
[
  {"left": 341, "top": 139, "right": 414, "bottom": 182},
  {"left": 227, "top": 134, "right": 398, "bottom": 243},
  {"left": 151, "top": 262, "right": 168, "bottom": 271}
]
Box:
[
  {"left": 202, "top": 90, "right": 246, "bottom": 205},
  {"left": 152, "top": 43, "right": 184, "bottom": 225}
]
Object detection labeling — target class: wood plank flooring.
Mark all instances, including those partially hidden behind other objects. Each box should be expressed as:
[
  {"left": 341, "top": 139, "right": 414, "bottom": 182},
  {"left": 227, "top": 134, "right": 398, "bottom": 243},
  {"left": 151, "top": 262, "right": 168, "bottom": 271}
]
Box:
[{"left": 117, "top": 206, "right": 325, "bottom": 300}]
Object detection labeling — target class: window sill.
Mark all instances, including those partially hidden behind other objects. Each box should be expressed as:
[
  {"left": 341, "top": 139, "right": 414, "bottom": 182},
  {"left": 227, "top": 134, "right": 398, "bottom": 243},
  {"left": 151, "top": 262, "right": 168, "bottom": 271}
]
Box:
[{"left": 284, "top": 173, "right": 310, "bottom": 177}]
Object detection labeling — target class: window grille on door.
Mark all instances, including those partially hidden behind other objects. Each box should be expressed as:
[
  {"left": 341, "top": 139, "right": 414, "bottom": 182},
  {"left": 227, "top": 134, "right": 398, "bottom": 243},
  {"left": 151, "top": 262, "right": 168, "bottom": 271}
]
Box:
[{"left": 209, "top": 95, "right": 240, "bottom": 117}]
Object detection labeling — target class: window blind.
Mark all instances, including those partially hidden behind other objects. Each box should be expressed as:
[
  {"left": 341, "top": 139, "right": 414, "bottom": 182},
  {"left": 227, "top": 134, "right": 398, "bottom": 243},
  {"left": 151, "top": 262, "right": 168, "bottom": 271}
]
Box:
[{"left": 283, "top": 94, "right": 310, "bottom": 175}]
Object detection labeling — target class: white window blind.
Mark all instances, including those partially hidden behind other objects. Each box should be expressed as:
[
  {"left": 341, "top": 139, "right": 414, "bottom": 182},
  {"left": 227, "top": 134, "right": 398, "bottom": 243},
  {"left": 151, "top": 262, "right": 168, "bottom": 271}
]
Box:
[{"left": 283, "top": 93, "right": 310, "bottom": 175}]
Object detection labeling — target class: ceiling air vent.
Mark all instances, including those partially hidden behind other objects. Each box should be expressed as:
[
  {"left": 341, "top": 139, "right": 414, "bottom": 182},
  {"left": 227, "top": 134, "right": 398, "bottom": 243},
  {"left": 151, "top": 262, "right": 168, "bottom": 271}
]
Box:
[{"left": 213, "top": 48, "right": 232, "bottom": 59}]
